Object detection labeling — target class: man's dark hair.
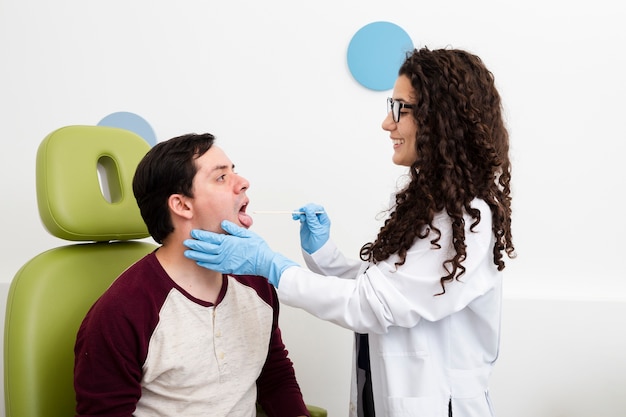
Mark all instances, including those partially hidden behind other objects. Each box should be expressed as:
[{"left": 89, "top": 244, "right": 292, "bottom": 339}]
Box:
[{"left": 133, "top": 133, "right": 215, "bottom": 243}]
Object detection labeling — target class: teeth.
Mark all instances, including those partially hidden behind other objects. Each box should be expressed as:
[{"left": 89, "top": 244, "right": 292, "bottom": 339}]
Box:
[{"left": 392, "top": 139, "right": 404, "bottom": 145}]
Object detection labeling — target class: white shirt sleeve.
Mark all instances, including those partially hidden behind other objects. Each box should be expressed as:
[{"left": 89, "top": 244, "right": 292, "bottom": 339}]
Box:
[{"left": 278, "top": 199, "right": 499, "bottom": 334}]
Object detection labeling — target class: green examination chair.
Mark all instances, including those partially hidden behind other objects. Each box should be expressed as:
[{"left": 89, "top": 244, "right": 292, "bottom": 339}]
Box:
[
  {"left": 3, "top": 125, "right": 157, "bottom": 417},
  {"left": 4, "top": 125, "right": 327, "bottom": 417}
]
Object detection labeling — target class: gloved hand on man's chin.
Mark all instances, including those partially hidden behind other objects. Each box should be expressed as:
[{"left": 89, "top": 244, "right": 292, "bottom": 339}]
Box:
[{"left": 183, "top": 220, "right": 298, "bottom": 287}]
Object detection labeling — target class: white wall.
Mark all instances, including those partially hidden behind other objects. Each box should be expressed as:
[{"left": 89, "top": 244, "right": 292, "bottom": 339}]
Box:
[
  {"left": 490, "top": 298, "right": 626, "bottom": 417},
  {"left": 1, "top": 0, "right": 625, "bottom": 416}
]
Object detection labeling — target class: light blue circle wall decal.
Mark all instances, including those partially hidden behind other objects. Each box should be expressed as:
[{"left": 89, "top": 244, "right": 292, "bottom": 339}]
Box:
[
  {"left": 97, "top": 111, "right": 157, "bottom": 146},
  {"left": 347, "top": 21, "right": 414, "bottom": 91}
]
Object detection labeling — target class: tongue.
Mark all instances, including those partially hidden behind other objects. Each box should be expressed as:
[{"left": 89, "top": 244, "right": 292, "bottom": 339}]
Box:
[{"left": 238, "top": 212, "right": 253, "bottom": 228}]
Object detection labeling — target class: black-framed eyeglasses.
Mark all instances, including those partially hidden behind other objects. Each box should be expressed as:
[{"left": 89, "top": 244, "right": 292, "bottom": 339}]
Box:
[{"left": 387, "top": 97, "right": 415, "bottom": 123}]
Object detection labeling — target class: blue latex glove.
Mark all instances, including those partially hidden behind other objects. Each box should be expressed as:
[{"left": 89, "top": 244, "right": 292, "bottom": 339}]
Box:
[
  {"left": 292, "top": 203, "right": 331, "bottom": 254},
  {"left": 183, "top": 220, "right": 298, "bottom": 287}
]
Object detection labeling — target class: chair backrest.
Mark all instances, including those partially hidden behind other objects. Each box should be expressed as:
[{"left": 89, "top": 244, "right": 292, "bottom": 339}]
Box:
[{"left": 4, "top": 126, "right": 157, "bottom": 417}]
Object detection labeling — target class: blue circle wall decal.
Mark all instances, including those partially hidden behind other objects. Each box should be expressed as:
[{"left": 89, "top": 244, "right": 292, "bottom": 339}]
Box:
[
  {"left": 97, "top": 111, "right": 157, "bottom": 146},
  {"left": 347, "top": 21, "right": 414, "bottom": 91}
]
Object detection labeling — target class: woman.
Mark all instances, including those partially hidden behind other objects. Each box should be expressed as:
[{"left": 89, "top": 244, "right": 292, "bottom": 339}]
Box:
[{"left": 185, "top": 47, "right": 515, "bottom": 417}]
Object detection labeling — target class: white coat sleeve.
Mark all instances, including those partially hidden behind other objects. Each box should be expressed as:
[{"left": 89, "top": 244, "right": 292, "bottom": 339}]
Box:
[
  {"left": 277, "top": 199, "right": 499, "bottom": 334},
  {"left": 300, "top": 239, "right": 362, "bottom": 279}
]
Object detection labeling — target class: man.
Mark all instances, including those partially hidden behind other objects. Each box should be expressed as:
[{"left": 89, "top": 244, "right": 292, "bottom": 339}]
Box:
[{"left": 74, "top": 133, "right": 309, "bottom": 417}]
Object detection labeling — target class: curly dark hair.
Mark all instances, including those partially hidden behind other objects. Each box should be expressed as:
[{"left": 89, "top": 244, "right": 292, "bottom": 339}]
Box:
[{"left": 360, "top": 47, "right": 515, "bottom": 294}]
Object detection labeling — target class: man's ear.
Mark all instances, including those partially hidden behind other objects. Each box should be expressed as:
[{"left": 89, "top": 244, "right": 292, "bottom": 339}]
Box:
[{"left": 168, "top": 194, "right": 193, "bottom": 220}]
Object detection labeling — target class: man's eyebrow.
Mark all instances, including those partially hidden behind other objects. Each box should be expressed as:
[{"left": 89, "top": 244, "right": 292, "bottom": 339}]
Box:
[{"left": 209, "top": 163, "right": 235, "bottom": 173}]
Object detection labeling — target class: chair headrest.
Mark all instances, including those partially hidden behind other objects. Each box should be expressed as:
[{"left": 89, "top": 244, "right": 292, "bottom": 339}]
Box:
[{"left": 36, "top": 125, "right": 151, "bottom": 242}]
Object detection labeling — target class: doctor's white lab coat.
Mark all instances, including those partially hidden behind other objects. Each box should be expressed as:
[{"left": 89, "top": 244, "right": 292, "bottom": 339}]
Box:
[{"left": 278, "top": 199, "right": 502, "bottom": 417}]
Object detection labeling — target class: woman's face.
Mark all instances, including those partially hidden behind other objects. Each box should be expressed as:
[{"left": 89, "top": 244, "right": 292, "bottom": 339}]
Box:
[{"left": 381, "top": 75, "right": 418, "bottom": 167}]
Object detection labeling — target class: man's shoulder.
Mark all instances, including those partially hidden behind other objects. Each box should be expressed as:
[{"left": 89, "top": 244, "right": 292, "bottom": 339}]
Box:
[
  {"left": 227, "top": 274, "right": 277, "bottom": 307},
  {"left": 92, "top": 253, "right": 172, "bottom": 315}
]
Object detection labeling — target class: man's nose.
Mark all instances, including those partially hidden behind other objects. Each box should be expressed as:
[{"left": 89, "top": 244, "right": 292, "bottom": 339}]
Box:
[{"left": 237, "top": 175, "right": 249, "bottom": 192}]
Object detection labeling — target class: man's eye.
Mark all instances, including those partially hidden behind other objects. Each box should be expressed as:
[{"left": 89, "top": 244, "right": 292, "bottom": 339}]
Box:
[{"left": 217, "top": 174, "right": 226, "bottom": 181}]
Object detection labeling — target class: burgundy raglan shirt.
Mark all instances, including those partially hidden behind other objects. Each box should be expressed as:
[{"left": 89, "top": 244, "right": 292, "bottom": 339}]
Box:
[{"left": 74, "top": 251, "right": 309, "bottom": 417}]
